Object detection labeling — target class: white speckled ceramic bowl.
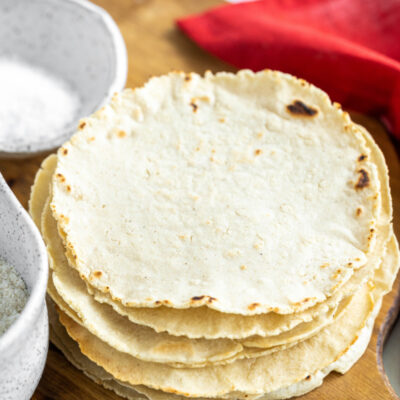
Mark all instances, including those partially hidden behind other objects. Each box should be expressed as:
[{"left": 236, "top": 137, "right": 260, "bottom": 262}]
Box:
[
  {"left": 0, "top": 0, "right": 127, "bottom": 157},
  {"left": 0, "top": 174, "right": 49, "bottom": 400}
]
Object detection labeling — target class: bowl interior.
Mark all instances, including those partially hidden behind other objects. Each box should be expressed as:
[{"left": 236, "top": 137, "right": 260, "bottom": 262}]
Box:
[
  {"left": 0, "top": 175, "right": 48, "bottom": 357},
  {"left": 0, "top": 0, "right": 127, "bottom": 154}
]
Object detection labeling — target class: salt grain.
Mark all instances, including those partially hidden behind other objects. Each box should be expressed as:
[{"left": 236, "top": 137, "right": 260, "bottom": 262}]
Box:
[
  {"left": 0, "top": 258, "right": 28, "bottom": 336},
  {"left": 0, "top": 58, "right": 81, "bottom": 150}
]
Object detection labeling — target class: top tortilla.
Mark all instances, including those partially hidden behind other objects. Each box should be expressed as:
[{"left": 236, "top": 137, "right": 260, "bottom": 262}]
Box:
[{"left": 50, "top": 70, "right": 380, "bottom": 315}]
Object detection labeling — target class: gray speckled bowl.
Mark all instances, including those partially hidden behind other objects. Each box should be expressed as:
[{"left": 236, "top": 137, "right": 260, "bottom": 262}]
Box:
[
  {"left": 0, "top": 0, "right": 127, "bottom": 157},
  {"left": 0, "top": 173, "right": 48, "bottom": 400}
]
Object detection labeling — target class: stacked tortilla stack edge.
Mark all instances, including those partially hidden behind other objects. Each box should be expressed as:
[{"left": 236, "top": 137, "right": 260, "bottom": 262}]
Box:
[{"left": 29, "top": 70, "right": 399, "bottom": 400}]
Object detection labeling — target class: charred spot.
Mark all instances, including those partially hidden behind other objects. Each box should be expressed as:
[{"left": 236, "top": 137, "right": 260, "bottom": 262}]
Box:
[
  {"left": 155, "top": 300, "right": 161, "bottom": 305},
  {"left": 286, "top": 100, "right": 318, "bottom": 117},
  {"left": 62, "top": 148, "right": 68, "bottom": 156},
  {"left": 370, "top": 228, "right": 375, "bottom": 233},
  {"left": 248, "top": 302, "right": 260, "bottom": 311},
  {"left": 192, "top": 295, "right": 205, "bottom": 301},
  {"left": 79, "top": 121, "right": 86, "bottom": 130},
  {"left": 207, "top": 296, "right": 217, "bottom": 303},
  {"left": 355, "top": 169, "right": 370, "bottom": 189},
  {"left": 184, "top": 75, "right": 191, "bottom": 82},
  {"left": 305, "top": 375, "right": 311, "bottom": 381},
  {"left": 358, "top": 154, "right": 367, "bottom": 162},
  {"left": 356, "top": 207, "right": 362, "bottom": 216},
  {"left": 254, "top": 149, "right": 262, "bottom": 156},
  {"left": 56, "top": 173, "right": 66, "bottom": 183},
  {"left": 190, "top": 101, "right": 198, "bottom": 113},
  {"left": 163, "top": 300, "right": 171, "bottom": 305},
  {"left": 93, "top": 271, "right": 102, "bottom": 278}
]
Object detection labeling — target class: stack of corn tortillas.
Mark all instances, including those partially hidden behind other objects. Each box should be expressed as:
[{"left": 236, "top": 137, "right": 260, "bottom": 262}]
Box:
[{"left": 30, "top": 70, "right": 399, "bottom": 400}]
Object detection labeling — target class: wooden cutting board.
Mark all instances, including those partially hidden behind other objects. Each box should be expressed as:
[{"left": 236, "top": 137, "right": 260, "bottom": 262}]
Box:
[{"left": 0, "top": 0, "right": 398, "bottom": 398}]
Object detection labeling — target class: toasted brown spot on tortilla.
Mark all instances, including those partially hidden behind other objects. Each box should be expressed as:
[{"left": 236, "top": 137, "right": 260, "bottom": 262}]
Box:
[
  {"left": 219, "top": 118, "right": 225, "bottom": 123},
  {"left": 254, "top": 149, "right": 262, "bottom": 156},
  {"left": 207, "top": 296, "right": 217, "bottom": 303},
  {"left": 184, "top": 75, "right": 191, "bottom": 82},
  {"left": 287, "top": 100, "right": 318, "bottom": 116},
  {"left": 93, "top": 271, "right": 102, "bottom": 278},
  {"left": 355, "top": 169, "right": 370, "bottom": 189},
  {"left": 248, "top": 302, "right": 260, "bottom": 311},
  {"left": 79, "top": 121, "right": 86, "bottom": 130},
  {"left": 190, "top": 101, "right": 198, "bottom": 112},
  {"left": 192, "top": 295, "right": 205, "bottom": 301},
  {"left": 358, "top": 154, "right": 367, "bottom": 162},
  {"left": 155, "top": 300, "right": 161, "bottom": 305},
  {"left": 117, "top": 130, "right": 126, "bottom": 138},
  {"left": 356, "top": 207, "right": 362, "bottom": 216},
  {"left": 305, "top": 375, "right": 311, "bottom": 381},
  {"left": 56, "top": 173, "right": 66, "bottom": 183},
  {"left": 62, "top": 148, "right": 68, "bottom": 155},
  {"left": 292, "top": 297, "right": 315, "bottom": 306}
]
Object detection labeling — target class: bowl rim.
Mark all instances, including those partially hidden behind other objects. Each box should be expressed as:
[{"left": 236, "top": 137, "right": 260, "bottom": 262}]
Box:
[
  {"left": 0, "top": 174, "right": 49, "bottom": 357},
  {"left": 0, "top": 0, "right": 128, "bottom": 158}
]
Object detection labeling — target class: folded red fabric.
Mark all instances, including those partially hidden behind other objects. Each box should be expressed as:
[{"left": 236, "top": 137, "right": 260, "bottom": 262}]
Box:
[{"left": 177, "top": 0, "right": 400, "bottom": 139}]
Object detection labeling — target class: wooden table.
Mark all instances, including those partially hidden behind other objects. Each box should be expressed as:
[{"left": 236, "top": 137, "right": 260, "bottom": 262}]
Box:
[{"left": 1, "top": 0, "right": 398, "bottom": 398}]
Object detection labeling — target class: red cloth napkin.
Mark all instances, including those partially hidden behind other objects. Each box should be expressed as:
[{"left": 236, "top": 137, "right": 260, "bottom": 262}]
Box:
[{"left": 177, "top": 0, "right": 400, "bottom": 139}]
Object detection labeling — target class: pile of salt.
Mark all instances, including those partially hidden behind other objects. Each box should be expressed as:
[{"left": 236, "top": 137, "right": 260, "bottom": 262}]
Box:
[{"left": 0, "top": 58, "right": 81, "bottom": 151}]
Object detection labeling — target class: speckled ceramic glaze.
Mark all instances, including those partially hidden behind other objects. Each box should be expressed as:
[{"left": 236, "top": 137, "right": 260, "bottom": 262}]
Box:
[
  {"left": 0, "top": 0, "right": 127, "bottom": 157},
  {"left": 0, "top": 173, "right": 48, "bottom": 400}
]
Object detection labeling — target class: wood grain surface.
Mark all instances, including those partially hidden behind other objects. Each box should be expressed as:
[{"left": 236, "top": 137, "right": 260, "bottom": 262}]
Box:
[{"left": 0, "top": 0, "right": 398, "bottom": 398}]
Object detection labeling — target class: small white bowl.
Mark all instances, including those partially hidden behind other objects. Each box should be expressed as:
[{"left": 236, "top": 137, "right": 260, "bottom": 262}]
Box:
[
  {"left": 0, "top": 0, "right": 127, "bottom": 157},
  {"left": 0, "top": 173, "right": 49, "bottom": 400}
]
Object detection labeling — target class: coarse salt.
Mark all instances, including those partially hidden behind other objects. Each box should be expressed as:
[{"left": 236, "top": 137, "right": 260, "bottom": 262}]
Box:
[
  {"left": 0, "top": 58, "right": 81, "bottom": 151},
  {"left": 0, "top": 258, "right": 28, "bottom": 336}
]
